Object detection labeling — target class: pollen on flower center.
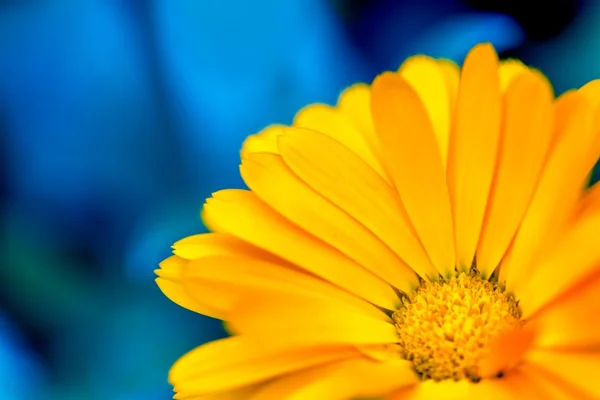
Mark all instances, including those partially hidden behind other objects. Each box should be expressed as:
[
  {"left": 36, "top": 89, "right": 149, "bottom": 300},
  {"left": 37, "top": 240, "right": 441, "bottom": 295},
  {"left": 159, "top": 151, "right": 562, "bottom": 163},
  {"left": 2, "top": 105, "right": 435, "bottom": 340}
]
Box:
[{"left": 392, "top": 271, "right": 521, "bottom": 382}]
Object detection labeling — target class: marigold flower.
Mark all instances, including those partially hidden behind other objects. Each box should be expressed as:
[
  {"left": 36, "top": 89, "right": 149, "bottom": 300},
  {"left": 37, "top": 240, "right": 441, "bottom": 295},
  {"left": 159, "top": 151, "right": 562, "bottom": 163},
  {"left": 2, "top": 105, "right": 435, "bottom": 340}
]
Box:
[{"left": 156, "top": 43, "right": 600, "bottom": 399}]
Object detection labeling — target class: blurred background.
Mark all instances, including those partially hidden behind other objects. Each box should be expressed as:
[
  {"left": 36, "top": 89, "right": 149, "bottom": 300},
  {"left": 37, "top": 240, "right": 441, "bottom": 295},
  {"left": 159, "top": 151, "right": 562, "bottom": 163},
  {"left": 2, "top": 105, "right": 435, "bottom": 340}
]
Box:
[{"left": 0, "top": 0, "right": 598, "bottom": 398}]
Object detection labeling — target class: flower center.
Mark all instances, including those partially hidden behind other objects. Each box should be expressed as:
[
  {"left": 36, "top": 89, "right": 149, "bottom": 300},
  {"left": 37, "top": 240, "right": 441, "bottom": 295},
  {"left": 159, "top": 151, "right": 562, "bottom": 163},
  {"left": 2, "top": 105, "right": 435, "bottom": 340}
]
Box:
[{"left": 392, "top": 271, "right": 521, "bottom": 382}]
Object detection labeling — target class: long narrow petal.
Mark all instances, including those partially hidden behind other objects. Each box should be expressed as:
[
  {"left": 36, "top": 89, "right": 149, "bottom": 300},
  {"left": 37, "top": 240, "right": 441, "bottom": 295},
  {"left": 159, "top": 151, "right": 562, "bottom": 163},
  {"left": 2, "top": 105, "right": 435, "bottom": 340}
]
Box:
[
  {"left": 172, "top": 232, "right": 276, "bottom": 261},
  {"left": 202, "top": 189, "right": 399, "bottom": 309},
  {"left": 336, "top": 83, "right": 382, "bottom": 161},
  {"left": 435, "top": 59, "right": 460, "bottom": 111},
  {"left": 575, "top": 181, "right": 600, "bottom": 219},
  {"left": 168, "top": 233, "right": 350, "bottom": 322},
  {"left": 532, "top": 272, "right": 600, "bottom": 349},
  {"left": 477, "top": 70, "right": 553, "bottom": 278},
  {"left": 336, "top": 84, "right": 374, "bottom": 134},
  {"left": 398, "top": 56, "right": 454, "bottom": 167},
  {"left": 252, "top": 358, "right": 418, "bottom": 400},
  {"left": 240, "top": 152, "right": 418, "bottom": 292},
  {"left": 293, "top": 103, "right": 388, "bottom": 180},
  {"left": 447, "top": 43, "right": 502, "bottom": 271},
  {"left": 226, "top": 292, "right": 399, "bottom": 346},
  {"left": 390, "top": 379, "right": 470, "bottom": 400},
  {"left": 371, "top": 72, "right": 455, "bottom": 276},
  {"left": 500, "top": 91, "right": 596, "bottom": 292},
  {"left": 182, "top": 255, "right": 387, "bottom": 321},
  {"left": 177, "top": 383, "right": 264, "bottom": 400},
  {"left": 170, "top": 336, "right": 359, "bottom": 397},
  {"left": 171, "top": 234, "right": 383, "bottom": 321},
  {"left": 498, "top": 59, "right": 529, "bottom": 91},
  {"left": 526, "top": 349, "right": 600, "bottom": 398},
  {"left": 518, "top": 210, "right": 600, "bottom": 318},
  {"left": 278, "top": 127, "right": 437, "bottom": 279},
  {"left": 391, "top": 367, "right": 579, "bottom": 399},
  {"left": 574, "top": 80, "right": 600, "bottom": 218},
  {"left": 240, "top": 125, "right": 286, "bottom": 157},
  {"left": 155, "top": 256, "right": 225, "bottom": 319},
  {"left": 578, "top": 79, "right": 600, "bottom": 160},
  {"left": 472, "top": 365, "right": 589, "bottom": 400}
]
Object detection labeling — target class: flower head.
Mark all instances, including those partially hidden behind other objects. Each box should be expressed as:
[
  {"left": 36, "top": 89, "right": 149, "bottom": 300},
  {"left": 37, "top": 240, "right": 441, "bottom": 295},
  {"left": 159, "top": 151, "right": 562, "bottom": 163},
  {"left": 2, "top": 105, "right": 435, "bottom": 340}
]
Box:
[{"left": 156, "top": 43, "right": 600, "bottom": 399}]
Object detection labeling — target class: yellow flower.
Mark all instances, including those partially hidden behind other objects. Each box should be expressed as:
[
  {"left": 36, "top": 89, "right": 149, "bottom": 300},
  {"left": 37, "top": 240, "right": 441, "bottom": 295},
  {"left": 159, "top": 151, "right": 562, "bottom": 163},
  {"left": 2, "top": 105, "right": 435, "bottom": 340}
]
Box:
[{"left": 156, "top": 43, "right": 600, "bottom": 399}]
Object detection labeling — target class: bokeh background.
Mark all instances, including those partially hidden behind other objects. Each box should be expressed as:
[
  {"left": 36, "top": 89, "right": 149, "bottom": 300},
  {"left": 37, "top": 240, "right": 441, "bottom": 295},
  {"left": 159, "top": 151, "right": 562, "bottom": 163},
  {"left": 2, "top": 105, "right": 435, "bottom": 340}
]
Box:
[{"left": 0, "top": 0, "right": 598, "bottom": 398}]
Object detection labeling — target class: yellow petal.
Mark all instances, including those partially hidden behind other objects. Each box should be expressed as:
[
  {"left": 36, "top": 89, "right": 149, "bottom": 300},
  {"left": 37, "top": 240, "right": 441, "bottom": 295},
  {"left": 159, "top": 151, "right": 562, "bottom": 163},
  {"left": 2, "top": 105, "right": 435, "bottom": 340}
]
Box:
[
  {"left": 252, "top": 357, "right": 418, "bottom": 400},
  {"left": 500, "top": 91, "right": 596, "bottom": 292},
  {"left": 578, "top": 78, "right": 600, "bottom": 163},
  {"left": 526, "top": 349, "right": 600, "bottom": 398},
  {"left": 518, "top": 210, "right": 600, "bottom": 318},
  {"left": 466, "top": 370, "right": 535, "bottom": 400},
  {"left": 335, "top": 83, "right": 389, "bottom": 179},
  {"left": 170, "top": 336, "right": 359, "bottom": 396},
  {"left": 169, "top": 233, "right": 341, "bottom": 321},
  {"left": 398, "top": 56, "right": 454, "bottom": 167},
  {"left": 168, "top": 233, "right": 316, "bottom": 323},
  {"left": 183, "top": 255, "right": 387, "bottom": 322},
  {"left": 575, "top": 181, "right": 600, "bottom": 219},
  {"left": 391, "top": 367, "right": 578, "bottom": 400},
  {"left": 371, "top": 72, "right": 455, "bottom": 276},
  {"left": 176, "top": 383, "right": 264, "bottom": 400},
  {"left": 520, "top": 365, "right": 593, "bottom": 400},
  {"left": 476, "top": 70, "right": 554, "bottom": 278},
  {"left": 201, "top": 189, "right": 399, "bottom": 309},
  {"left": 278, "top": 127, "right": 437, "bottom": 279},
  {"left": 478, "top": 327, "right": 536, "bottom": 377},
  {"left": 240, "top": 152, "right": 417, "bottom": 293},
  {"left": 155, "top": 256, "right": 224, "bottom": 319},
  {"left": 471, "top": 366, "right": 586, "bottom": 400},
  {"left": 579, "top": 79, "right": 600, "bottom": 105},
  {"left": 447, "top": 43, "right": 502, "bottom": 271},
  {"left": 172, "top": 232, "right": 275, "bottom": 261},
  {"left": 293, "top": 103, "right": 388, "bottom": 179},
  {"left": 336, "top": 83, "right": 374, "bottom": 136},
  {"left": 533, "top": 272, "right": 600, "bottom": 349},
  {"left": 436, "top": 59, "right": 460, "bottom": 111},
  {"left": 390, "top": 379, "right": 470, "bottom": 400},
  {"left": 498, "top": 59, "right": 529, "bottom": 92},
  {"left": 226, "top": 292, "right": 399, "bottom": 346},
  {"left": 240, "top": 124, "right": 286, "bottom": 158}
]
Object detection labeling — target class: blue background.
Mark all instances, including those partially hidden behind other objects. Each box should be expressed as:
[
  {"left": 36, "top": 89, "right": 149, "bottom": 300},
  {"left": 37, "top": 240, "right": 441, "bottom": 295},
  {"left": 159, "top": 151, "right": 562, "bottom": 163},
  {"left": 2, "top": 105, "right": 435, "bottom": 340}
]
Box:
[{"left": 0, "top": 0, "right": 596, "bottom": 398}]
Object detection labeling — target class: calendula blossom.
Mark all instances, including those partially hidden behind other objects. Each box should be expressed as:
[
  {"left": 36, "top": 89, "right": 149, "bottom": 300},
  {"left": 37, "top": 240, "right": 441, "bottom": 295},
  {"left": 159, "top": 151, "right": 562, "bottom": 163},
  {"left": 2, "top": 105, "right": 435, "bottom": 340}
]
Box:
[{"left": 156, "top": 43, "right": 600, "bottom": 399}]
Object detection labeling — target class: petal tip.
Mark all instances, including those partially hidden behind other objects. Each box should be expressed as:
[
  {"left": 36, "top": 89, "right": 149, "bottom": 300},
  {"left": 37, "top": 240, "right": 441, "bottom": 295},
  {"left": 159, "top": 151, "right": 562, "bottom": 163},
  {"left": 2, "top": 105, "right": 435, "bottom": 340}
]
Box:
[{"left": 464, "top": 42, "right": 499, "bottom": 67}]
